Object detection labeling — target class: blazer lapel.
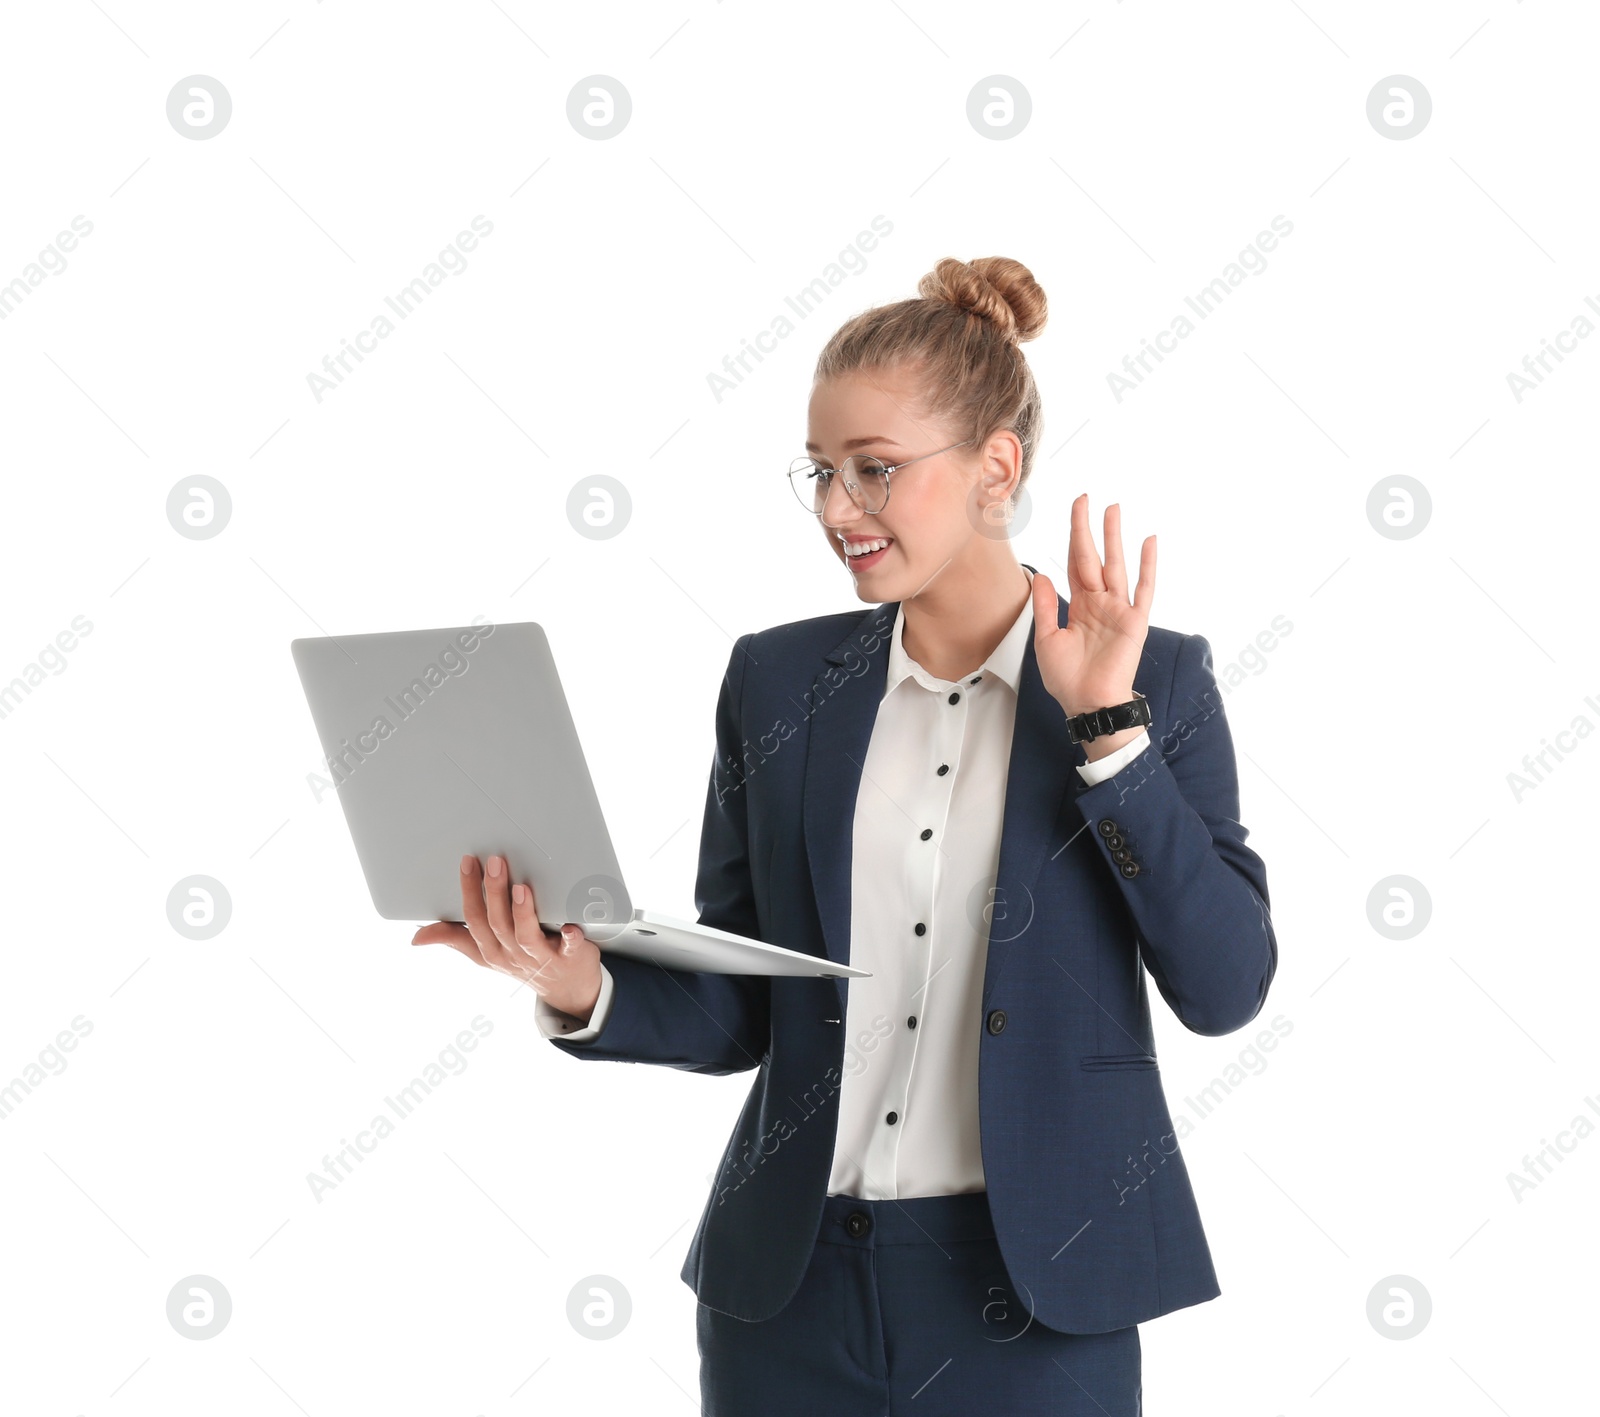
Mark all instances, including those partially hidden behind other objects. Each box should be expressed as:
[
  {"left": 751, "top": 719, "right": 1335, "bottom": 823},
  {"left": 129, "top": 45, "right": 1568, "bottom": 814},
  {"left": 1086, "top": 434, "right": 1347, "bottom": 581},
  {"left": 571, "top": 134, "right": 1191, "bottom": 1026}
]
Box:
[
  {"left": 982, "top": 587, "right": 1089, "bottom": 1010},
  {"left": 801, "top": 603, "right": 896, "bottom": 1014},
  {"left": 799, "top": 573, "right": 1087, "bottom": 1015}
]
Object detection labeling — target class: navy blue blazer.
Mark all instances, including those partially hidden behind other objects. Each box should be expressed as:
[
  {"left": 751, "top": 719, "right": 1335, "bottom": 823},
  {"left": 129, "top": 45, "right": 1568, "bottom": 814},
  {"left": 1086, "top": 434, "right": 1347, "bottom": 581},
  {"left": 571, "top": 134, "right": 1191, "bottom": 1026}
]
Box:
[{"left": 552, "top": 566, "right": 1278, "bottom": 1333}]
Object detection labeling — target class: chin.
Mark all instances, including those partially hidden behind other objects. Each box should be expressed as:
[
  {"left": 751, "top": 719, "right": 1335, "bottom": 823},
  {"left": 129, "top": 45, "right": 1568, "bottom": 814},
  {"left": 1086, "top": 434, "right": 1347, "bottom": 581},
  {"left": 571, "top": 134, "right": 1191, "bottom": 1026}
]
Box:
[{"left": 837, "top": 537, "right": 904, "bottom": 592}]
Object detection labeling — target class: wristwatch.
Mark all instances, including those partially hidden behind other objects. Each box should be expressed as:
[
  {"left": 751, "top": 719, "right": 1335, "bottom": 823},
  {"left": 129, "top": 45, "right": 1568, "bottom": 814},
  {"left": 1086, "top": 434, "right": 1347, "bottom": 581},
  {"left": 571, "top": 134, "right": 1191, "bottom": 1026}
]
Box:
[{"left": 1064, "top": 691, "right": 1151, "bottom": 745}]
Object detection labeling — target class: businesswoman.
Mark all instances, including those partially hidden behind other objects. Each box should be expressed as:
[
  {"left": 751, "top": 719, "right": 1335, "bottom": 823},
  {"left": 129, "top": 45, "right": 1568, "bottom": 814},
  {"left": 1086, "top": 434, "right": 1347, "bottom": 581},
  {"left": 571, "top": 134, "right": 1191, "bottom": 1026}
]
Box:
[{"left": 413, "top": 256, "right": 1278, "bottom": 1415}]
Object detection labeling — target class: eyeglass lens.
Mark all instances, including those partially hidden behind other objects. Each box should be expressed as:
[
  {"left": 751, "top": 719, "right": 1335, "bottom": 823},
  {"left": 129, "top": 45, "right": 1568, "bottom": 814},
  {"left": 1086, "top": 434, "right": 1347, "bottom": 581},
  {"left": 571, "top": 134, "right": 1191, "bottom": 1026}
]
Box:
[{"left": 789, "top": 456, "right": 890, "bottom": 514}]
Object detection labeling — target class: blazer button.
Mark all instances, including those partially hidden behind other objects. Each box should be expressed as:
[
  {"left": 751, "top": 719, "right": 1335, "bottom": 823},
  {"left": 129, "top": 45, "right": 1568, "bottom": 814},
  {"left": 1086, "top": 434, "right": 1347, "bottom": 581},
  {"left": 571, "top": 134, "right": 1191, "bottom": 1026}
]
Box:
[
  {"left": 1098, "top": 819, "right": 1120, "bottom": 837},
  {"left": 1105, "top": 832, "right": 1124, "bottom": 849},
  {"left": 986, "top": 1009, "right": 1008, "bottom": 1035},
  {"left": 1120, "top": 861, "right": 1141, "bottom": 878},
  {"left": 1112, "top": 847, "right": 1133, "bottom": 864},
  {"left": 845, "top": 1211, "right": 870, "bottom": 1238}
]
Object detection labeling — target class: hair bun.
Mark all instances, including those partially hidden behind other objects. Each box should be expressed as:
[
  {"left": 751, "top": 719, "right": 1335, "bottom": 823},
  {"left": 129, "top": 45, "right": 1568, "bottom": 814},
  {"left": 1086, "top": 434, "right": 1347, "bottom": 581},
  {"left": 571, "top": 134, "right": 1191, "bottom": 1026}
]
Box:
[{"left": 917, "top": 256, "right": 1047, "bottom": 343}]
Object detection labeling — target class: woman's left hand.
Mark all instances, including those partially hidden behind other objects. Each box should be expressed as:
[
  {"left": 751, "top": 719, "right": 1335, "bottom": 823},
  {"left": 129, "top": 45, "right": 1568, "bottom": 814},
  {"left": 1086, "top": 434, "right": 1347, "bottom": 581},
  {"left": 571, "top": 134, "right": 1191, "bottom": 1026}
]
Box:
[{"left": 1030, "top": 495, "right": 1155, "bottom": 716}]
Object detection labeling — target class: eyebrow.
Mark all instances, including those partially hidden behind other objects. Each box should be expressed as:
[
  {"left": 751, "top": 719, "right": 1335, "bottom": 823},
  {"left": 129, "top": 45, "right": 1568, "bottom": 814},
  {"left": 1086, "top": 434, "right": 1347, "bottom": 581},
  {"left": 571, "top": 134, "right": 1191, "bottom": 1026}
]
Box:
[{"left": 804, "top": 436, "right": 903, "bottom": 453}]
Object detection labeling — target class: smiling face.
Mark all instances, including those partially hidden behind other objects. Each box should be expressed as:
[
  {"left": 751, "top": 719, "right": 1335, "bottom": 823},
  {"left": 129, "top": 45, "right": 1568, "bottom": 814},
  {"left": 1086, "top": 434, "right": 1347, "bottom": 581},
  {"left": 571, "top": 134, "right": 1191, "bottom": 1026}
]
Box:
[{"left": 804, "top": 365, "right": 1017, "bottom": 601}]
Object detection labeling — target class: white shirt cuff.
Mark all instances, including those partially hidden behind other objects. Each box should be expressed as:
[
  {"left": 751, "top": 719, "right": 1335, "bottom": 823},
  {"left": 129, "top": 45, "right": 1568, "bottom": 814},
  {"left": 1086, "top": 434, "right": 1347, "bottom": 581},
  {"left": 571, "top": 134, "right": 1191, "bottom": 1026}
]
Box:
[
  {"left": 1075, "top": 728, "right": 1151, "bottom": 786},
  {"left": 534, "top": 964, "right": 614, "bottom": 1042}
]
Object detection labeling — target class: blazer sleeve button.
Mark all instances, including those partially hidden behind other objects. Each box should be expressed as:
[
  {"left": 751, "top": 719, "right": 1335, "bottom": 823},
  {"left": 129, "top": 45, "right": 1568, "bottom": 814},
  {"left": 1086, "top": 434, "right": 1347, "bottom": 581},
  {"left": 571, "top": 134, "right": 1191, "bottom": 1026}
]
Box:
[
  {"left": 1098, "top": 819, "right": 1119, "bottom": 837},
  {"left": 1120, "top": 861, "right": 1141, "bottom": 878},
  {"left": 986, "top": 1009, "right": 1008, "bottom": 1035}
]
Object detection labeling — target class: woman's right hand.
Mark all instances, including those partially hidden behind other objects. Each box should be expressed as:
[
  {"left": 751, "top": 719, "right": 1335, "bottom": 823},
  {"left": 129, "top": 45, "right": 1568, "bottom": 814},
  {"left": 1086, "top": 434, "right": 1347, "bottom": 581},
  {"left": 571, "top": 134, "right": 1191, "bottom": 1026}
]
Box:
[{"left": 411, "top": 854, "right": 604, "bottom": 1022}]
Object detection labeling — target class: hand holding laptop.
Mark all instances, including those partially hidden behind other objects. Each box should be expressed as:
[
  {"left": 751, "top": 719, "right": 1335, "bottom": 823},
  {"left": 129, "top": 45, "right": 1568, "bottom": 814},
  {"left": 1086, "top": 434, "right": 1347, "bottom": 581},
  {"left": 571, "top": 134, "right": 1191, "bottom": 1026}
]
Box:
[
  {"left": 290, "top": 621, "right": 868, "bottom": 982},
  {"left": 411, "top": 852, "right": 604, "bottom": 1023}
]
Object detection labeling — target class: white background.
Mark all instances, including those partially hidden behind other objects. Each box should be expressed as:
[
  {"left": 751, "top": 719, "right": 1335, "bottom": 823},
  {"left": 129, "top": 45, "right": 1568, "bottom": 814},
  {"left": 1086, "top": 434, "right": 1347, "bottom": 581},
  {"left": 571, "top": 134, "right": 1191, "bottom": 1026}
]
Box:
[{"left": 2, "top": 1, "right": 1596, "bottom": 1412}]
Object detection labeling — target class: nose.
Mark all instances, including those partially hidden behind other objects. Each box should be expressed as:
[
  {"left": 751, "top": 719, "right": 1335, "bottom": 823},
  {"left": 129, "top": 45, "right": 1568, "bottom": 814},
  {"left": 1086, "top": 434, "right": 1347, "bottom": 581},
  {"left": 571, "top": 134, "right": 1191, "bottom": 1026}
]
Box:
[{"left": 818, "top": 470, "right": 863, "bottom": 529}]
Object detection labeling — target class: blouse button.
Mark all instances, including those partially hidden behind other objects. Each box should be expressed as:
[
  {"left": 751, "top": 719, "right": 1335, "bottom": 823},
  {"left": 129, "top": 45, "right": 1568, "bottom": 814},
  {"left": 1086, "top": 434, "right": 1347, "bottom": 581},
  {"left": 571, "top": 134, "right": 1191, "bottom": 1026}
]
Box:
[
  {"left": 920, "top": 828, "right": 933, "bottom": 841},
  {"left": 886, "top": 1111, "right": 899, "bottom": 1125},
  {"left": 937, "top": 764, "right": 950, "bottom": 775},
  {"left": 914, "top": 922, "right": 926, "bottom": 936},
  {"left": 947, "top": 691, "right": 961, "bottom": 705}
]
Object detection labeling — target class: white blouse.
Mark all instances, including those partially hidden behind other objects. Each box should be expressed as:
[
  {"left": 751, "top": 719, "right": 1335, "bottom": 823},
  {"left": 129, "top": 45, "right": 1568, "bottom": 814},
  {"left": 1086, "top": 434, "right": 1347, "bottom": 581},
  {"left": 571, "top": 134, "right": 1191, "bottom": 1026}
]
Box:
[{"left": 538, "top": 568, "right": 1151, "bottom": 1200}]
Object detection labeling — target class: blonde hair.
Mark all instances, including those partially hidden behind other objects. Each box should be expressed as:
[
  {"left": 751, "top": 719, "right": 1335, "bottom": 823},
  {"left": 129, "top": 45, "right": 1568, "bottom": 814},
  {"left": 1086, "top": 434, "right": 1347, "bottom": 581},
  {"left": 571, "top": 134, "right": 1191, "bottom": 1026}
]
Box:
[{"left": 813, "top": 256, "right": 1048, "bottom": 490}]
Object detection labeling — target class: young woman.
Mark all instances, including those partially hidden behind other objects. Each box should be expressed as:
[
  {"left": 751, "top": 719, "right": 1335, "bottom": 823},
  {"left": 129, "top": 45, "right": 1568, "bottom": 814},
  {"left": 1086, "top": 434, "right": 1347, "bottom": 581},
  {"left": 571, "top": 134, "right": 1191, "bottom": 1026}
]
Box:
[{"left": 413, "top": 256, "right": 1278, "bottom": 1415}]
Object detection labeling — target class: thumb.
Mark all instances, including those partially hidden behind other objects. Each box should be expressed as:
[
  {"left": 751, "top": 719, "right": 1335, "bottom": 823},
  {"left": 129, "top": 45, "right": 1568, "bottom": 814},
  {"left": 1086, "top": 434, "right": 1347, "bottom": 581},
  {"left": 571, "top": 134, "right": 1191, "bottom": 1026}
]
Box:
[{"left": 1032, "top": 570, "right": 1056, "bottom": 640}]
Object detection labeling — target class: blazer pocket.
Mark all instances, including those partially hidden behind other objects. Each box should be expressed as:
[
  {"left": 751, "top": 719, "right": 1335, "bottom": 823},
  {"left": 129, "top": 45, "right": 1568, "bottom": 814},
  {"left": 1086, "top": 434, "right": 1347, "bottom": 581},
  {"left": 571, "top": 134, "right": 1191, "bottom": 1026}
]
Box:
[{"left": 1080, "top": 1052, "right": 1159, "bottom": 1071}]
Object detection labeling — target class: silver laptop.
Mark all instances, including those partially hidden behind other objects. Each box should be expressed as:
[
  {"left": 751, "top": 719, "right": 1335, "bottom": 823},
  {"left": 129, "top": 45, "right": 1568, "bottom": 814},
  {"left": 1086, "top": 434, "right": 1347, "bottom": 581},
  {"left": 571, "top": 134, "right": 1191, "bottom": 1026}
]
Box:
[{"left": 289, "top": 621, "right": 866, "bottom": 980}]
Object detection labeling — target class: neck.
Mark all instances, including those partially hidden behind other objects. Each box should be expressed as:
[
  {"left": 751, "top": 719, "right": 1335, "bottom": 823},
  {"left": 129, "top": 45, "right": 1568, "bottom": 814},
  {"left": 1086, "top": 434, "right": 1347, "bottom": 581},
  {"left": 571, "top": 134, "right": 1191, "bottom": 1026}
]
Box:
[{"left": 897, "top": 551, "right": 1033, "bottom": 683}]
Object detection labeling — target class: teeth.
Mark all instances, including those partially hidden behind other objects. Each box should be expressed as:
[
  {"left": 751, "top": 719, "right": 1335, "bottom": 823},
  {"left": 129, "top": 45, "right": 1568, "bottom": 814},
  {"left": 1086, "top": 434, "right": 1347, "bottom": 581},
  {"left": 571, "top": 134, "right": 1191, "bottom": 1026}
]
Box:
[{"left": 845, "top": 538, "right": 891, "bottom": 557}]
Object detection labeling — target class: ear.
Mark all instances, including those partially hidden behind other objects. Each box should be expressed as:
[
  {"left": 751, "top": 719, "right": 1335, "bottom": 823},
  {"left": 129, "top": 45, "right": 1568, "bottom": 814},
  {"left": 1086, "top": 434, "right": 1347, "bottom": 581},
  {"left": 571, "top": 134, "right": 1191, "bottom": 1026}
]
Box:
[{"left": 977, "top": 428, "right": 1024, "bottom": 501}]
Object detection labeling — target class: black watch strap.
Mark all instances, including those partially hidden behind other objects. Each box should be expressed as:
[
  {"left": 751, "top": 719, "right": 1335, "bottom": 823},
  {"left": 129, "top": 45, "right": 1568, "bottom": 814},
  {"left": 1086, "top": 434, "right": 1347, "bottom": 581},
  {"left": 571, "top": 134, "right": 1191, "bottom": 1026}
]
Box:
[{"left": 1065, "top": 691, "right": 1151, "bottom": 745}]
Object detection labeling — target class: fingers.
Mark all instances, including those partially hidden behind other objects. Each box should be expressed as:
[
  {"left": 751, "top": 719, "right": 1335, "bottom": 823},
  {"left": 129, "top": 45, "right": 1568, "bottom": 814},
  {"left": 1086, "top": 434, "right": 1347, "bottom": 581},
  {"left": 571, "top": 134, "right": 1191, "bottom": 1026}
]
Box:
[
  {"left": 418, "top": 860, "right": 601, "bottom": 1013},
  {"left": 1071, "top": 495, "right": 1148, "bottom": 611},
  {"left": 459, "top": 854, "right": 514, "bottom": 969},
  {"left": 455, "top": 854, "right": 564, "bottom": 987},
  {"left": 1101, "top": 503, "right": 1127, "bottom": 600},
  {"left": 511, "top": 880, "right": 561, "bottom": 987},
  {"left": 481, "top": 853, "right": 519, "bottom": 950},
  {"left": 1068, "top": 493, "right": 1105, "bottom": 594},
  {"left": 1133, "top": 533, "right": 1157, "bottom": 615}
]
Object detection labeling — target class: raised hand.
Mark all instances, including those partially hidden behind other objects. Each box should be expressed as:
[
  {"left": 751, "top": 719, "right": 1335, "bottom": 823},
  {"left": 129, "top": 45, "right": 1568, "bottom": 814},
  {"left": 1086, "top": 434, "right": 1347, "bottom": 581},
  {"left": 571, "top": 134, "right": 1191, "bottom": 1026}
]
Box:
[{"left": 1030, "top": 495, "right": 1155, "bottom": 716}]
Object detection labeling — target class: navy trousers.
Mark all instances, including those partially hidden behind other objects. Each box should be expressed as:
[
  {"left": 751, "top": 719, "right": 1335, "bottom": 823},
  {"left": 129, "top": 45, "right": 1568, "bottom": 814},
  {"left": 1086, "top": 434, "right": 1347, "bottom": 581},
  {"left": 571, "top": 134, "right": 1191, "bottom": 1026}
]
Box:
[{"left": 696, "top": 1190, "right": 1141, "bottom": 1416}]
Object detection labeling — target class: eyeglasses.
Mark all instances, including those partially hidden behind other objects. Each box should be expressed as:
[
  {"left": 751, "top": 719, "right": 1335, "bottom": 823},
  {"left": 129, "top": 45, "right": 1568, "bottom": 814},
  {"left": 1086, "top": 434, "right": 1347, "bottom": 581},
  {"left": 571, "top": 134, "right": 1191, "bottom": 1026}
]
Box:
[{"left": 788, "top": 439, "right": 974, "bottom": 517}]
